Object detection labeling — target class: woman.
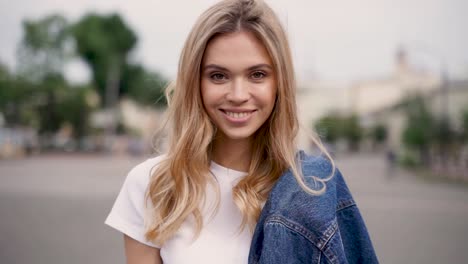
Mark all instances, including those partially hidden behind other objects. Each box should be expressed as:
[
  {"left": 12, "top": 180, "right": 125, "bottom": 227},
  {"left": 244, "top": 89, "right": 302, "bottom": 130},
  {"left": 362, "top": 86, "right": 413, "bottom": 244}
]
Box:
[{"left": 105, "top": 0, "right": 378, "bottom": 263}]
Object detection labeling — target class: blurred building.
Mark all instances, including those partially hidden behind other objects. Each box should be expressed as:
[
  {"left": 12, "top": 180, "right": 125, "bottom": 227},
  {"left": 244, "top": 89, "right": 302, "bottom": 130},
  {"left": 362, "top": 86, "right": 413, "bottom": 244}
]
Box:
[
  {"left": 0, "top": 127, "right": 38, "bottom": 158},
  {"left": 296, "top": 81, "right": 348, "bottom": 150},
  {"left": 119, "top": 98, "right": 165, "bottom": 142},
  {"left": 350, "top": 49, "right": 440, "bottom": 115},
  {"left": 90, "top": 98, "right": 166, "bottom": 155},
  {"left": 366, "top": 78, "right": 468, "bottom": 149},
  {"left": 296, "top": 49, "right": 468, "bottom": 151}
]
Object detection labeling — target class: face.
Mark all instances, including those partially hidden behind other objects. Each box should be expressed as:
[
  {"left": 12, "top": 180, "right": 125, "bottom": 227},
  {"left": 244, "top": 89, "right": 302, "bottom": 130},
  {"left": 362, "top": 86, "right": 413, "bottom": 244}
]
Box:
[{"left": 201, "top": 31, "right": 277, "bottom": 142}]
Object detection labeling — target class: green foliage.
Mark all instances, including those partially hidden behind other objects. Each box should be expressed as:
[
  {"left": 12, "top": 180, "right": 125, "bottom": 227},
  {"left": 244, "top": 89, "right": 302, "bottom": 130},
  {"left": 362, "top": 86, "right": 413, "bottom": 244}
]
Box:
[
  {"left": 35, "top": 73, "right": 68, "bottom": 134},
  {"left": 4, "top": 12, "right": 167, "bottom": 143},
  {"left": 9, "top": 14, "right": 96, "bottom": 137},
  {"left": 57, "top": 85, "right": 94, "bottom": 139},
  {"left": 371, "top": 123, "right": 388, "bottom": 144},
  {"left": 342, "top": 115, "right": 363, "bottom": 150},
  {"left": 10, "top": 14, "right": 80, "bottom": 132},
  {"left": 0, "top": 63, "right": 15, "bottom": 111},
  {"left": 432, "top": 117, "right": 455, "bottom": 146},
  {"left": 399, "top": 149, "right": 421, "bottom": 168},
  {"left": 72, "top": 13, "right": 137, "bottom": 106},
  {"left": 401, "top": 95, "right": 434, "bottom": 165},
  {"left": 402, "top": 96, "right": 433, "bottom": 149},
  {"left": 314, "top": 114, "right": 342, "bottom": 143},
  {"left": 1, "top": 62, "right": 93, "bottom": 139},
  {"left": 461, "top": 109, "right": 468, "bottom": 141},
  {"left": 314, "top": 113, "right": 364, "bottom": 150},
  {"left": 0, "top": 63, "right": 37, "bottom": 126},
  {"left": 17, "top": 14, "right": 71, "bottom": 82},
  {"left": 32, "top": 74, "right": 94, "bottom": 138},
  {"left": 120, "top": 64, "right": 167, "bottom": 107}
]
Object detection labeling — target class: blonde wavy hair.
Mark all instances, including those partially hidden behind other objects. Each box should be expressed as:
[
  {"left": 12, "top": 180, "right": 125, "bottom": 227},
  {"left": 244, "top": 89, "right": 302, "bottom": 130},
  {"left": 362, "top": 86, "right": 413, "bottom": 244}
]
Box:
[{"left": 145, "top": 0, "right": 334, "bottom": 245}]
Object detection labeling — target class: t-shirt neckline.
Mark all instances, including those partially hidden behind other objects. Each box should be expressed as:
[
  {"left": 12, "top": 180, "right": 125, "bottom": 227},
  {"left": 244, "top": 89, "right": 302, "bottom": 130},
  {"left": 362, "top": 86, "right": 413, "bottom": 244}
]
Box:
[{"left": 210, "top": 160, "right": 248, "bottom": 179}]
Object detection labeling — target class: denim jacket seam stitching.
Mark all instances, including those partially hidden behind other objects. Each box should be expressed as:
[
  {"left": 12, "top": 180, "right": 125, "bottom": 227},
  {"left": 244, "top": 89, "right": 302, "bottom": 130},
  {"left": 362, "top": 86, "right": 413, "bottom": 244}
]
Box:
[
  {"left": 266, "top": 215, "right": 338, "bottom": 252},
  {"left": 336, "top": 199, "right": 356, "bottom": 212},
  {"left": 266, "top": 215, "right": 322, "bottom": 249},
  {"left": 321, "top": 219, "right": 338, "bottom": 246},
  {"left": 316, "top": 219, "right": 340, "bottom": 264},
  {"left": 322, "top": 247, "right": 339, "bottom": 264}
]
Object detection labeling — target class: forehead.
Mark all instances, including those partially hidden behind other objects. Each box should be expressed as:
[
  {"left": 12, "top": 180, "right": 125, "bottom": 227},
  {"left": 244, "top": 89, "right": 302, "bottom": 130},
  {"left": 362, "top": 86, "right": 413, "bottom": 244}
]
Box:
[{"left": 202, "top": 31, "right": 272, "bottom": 69}]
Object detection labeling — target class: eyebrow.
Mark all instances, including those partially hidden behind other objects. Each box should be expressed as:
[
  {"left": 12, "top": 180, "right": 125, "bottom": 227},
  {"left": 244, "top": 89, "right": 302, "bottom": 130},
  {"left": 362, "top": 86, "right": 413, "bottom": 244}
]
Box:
[{"left": 203, "top": 63, "right": 273, "bottom": 72}]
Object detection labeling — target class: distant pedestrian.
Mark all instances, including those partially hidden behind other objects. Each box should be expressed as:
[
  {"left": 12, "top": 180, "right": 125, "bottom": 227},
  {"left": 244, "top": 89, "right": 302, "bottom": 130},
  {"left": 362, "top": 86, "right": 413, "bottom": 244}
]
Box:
[
  {"left": 386, "top": 148, "right": 397, "bottom": 179},
  {"left": 105, "top": 1, "right": 378, "bottom": 263}
]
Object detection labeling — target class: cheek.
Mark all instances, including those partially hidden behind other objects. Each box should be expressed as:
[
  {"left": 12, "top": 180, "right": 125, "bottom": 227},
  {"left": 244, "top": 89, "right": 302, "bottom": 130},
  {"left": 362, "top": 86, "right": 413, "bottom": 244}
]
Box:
[
  {"left": 200, "top": 83, "right": 221, "bottom": 118},
  {"left": 200, "top": 81, "right": 213, "bottom": 107},
  {"left": 267, "top": 95, "right": 276, "bottom": 117},
  {"left": 263, "top": 82, "right": 277, "bottom": 109},
  {"left": 264, "top": 85, "right": 277, "bottom": 118}
]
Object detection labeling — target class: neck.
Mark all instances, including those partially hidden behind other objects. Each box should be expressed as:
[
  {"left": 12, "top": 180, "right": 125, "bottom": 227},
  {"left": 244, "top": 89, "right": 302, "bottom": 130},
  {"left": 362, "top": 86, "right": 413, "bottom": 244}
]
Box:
[{"left": 211, "top": 135, "right": 253, "bottom": 173}]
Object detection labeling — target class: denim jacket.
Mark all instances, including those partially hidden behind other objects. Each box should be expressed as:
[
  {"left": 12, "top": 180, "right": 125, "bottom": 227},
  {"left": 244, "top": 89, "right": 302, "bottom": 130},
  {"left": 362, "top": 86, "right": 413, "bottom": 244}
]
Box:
[{"left": 248, "top": 152, "right": 379, "bottom": 264}]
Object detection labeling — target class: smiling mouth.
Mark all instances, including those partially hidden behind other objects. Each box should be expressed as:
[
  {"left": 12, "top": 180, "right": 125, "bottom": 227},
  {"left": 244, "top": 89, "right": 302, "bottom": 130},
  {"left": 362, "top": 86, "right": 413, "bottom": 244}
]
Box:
[{"left": 220, "top": 110, "right": 256, "bottom": 119}]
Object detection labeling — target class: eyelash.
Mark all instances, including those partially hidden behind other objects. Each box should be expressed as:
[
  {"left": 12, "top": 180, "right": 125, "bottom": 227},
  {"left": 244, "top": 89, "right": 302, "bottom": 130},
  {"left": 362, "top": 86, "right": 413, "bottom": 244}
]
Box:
[
  {"left": 210, "top": 72, "right": 226, "bottom": 81},
  {"left": 251, "top": 71, "right": 267, "bottom": 80},
  {"left": 208, "top": 71, "right": 267, "bottom": 82}
]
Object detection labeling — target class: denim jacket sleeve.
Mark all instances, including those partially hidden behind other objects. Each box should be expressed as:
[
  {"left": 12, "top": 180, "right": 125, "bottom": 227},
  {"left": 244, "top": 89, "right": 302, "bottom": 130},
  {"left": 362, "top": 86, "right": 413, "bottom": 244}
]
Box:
[
  {"left": 248, "top": 154, "right": 379, "bottom": 264},
  {"left": 334, "top": 201, "right": 378, "bottom": 263}
]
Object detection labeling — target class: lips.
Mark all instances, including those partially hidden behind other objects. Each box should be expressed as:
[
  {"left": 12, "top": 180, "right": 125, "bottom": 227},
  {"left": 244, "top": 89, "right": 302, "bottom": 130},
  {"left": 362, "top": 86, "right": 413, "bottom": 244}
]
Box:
[
  {"left": 225, "top": 111, "right": 252, "bottom": 118},
  {"left": 220, "top": 109, "right": 256, "bottom": 121}
]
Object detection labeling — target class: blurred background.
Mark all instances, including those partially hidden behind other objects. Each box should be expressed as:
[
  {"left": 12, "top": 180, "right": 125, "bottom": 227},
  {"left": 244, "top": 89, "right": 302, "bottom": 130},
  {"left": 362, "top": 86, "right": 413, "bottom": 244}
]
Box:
[{"left": 1, "top": 0, "right": 467, "bottom": 263}]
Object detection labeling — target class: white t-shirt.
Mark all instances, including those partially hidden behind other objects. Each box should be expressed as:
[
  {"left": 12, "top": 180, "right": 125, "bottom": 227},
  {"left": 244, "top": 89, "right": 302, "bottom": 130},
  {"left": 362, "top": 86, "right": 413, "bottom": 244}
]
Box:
[{"left": 105, "top": 155, "right": 252, "bottom": 264}]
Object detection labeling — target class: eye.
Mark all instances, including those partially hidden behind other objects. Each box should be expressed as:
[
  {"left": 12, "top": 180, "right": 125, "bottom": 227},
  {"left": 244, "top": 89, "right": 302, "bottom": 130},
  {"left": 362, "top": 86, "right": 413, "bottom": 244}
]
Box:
[
  {"left": 210, "top": 72, "right": 227, "bottom": 82},
  {"left": 251, "top": 71, "right": 266, "bottom": 80}
]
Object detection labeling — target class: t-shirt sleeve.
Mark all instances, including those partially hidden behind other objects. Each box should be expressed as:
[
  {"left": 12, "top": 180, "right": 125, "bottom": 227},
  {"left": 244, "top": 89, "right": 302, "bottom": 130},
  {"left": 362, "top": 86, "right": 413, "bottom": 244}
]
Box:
[{"left": 105, "top": 157, "right": 164, "bottom": 248}]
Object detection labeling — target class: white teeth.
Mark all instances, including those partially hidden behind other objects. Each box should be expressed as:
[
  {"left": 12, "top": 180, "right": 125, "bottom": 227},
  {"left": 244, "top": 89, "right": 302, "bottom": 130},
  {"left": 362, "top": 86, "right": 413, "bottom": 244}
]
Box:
[{"left": 225, "top": 111, "right": 251, "bottom": 119}]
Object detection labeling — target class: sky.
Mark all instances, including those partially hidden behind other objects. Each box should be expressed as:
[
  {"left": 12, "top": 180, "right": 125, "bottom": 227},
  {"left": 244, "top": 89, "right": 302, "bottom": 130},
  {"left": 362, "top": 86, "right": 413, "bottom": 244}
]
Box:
[{"left": 1, "top": 0, "right": 467, "bottom": 84}]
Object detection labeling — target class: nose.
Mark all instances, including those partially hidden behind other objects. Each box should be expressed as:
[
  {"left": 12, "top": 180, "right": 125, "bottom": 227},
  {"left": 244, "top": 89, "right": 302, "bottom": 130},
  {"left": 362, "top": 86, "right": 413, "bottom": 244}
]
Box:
[{"left": 226, "top": 77, "right": 249, "bottom": 104}]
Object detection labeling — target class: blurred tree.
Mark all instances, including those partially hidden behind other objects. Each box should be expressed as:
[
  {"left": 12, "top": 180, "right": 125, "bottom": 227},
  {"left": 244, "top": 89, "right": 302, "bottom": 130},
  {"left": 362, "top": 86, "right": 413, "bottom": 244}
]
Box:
[
  {"left": 72, "top": 13, "right": 137, "bottom": 107},
  {"left": 315, "top": 113, "right": 364, "bottom": 151},
  {"left": 32, "top": 73, "right": 94, "bottom": 149},
  {"left": 0, "top": 62, "right": 36, "bottom": 126},
  {"left": 58, "top": 85, "right": 94, "bottom": 140},
  {"left": 120, "top": 63, "right": 167, "bottom": 107},
  {"left": 432, "top": 117, "right": 456, "bottom": 164},
  {"left": 8, "top": 12, "right": 165, "bottom": 147},
  {"left": 314, "top": 114, "right": 342, "bottom": 144},
  {"left": 371, "top": 123, "right": 388, "bottom": 145},
  {"left": 402, "top": 95, "right": 433, "bottom": 165},
  {"left": 433, "top": 118, "right": 455, "bottom": 146},
  {"left": 0, "top": 63, "right": 17, "bottom": 123},
  {"left": 13, "top": 14, "right": 79, "bottom": 138},
  {"left": 12, "top": 14, "right": 73, "bottom": 131},
  {"left": 342, "top": 115, "right": 363, "bottom": 151},
  {"left": 16, "top": 14, "right": 72, "bottom": 82},
  {"left": 35, "top": 73, "right": 67, "bottom": 135},
  {"left": 461, "top": 109, "right": 468, "bottom": 142}
]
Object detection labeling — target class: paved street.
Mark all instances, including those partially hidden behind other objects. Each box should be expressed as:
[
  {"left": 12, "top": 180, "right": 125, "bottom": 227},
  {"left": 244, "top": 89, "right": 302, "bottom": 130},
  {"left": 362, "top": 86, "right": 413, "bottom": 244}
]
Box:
[
  {"left": 337, "top": 154, "right": 468, "bottom": 264},
  {"left": 1, "top": 153, "right": 467, "bottom": 263}
]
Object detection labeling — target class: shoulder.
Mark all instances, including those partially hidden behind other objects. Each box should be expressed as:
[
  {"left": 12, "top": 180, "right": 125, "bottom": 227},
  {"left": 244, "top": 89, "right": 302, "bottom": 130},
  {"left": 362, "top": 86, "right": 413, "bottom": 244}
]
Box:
[
  {"left": 265, "top": 151, "right": 355, "bottom": 223},
  {"left": 272, "top": 151, "right": 337, "bottom": 190},
  {"left": 105, "top": 154, "right": 166, "bottom": 248},
  {"left": 123, "top": 154, "right": 167, "bottom": 193},
  {"left": 299, "top": 152, "right": 355, "bottom": 209}
]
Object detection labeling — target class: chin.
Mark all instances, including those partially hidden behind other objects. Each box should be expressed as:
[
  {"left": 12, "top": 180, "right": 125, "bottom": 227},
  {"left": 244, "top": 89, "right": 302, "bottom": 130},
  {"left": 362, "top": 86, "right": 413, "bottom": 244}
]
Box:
[
  {"left": 220, "top": 129, "right": 256, "bottom": 141},
  {"left": 224, "top": 133, "right": 253, "bottom": 141}
]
